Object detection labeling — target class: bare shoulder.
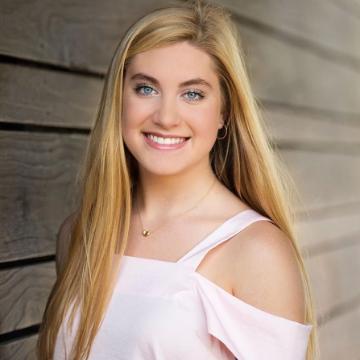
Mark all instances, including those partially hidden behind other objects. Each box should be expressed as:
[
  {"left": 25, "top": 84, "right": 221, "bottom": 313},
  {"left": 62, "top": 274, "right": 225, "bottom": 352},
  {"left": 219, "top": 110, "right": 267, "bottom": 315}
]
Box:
[
  {"left": 226, "top": 219, "right": 307, "bottom": 324},
  {"left": 56, "top": 212, "right": 77, "bottom": 277}
]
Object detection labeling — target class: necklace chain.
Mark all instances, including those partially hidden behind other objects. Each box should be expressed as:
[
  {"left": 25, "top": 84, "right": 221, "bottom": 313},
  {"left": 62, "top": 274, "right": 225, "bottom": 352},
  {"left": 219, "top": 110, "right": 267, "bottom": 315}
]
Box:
[{"left": 135, "top": 177, "right": 217, "bottom": 237}]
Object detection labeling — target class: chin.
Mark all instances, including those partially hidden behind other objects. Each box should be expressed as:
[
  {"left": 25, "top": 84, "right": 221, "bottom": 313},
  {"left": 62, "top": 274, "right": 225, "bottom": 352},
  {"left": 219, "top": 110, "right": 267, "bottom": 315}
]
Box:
[{"left": 139, "top": 162, "right": 190, "bottom": 177}]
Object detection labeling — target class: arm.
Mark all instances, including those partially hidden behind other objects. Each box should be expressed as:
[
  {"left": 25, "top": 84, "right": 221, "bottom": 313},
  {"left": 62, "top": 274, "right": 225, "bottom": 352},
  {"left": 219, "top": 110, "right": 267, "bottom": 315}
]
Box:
[
  {"left": 230, "top": 221, "right": 306, "bottom": 324},
  {"left": 55, "top": 212, "right": 77, "bottom": 278}
]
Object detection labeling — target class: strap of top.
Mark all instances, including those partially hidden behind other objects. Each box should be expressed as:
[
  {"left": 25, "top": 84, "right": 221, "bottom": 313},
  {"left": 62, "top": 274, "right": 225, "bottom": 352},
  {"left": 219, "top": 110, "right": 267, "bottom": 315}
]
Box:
[{"left": 178, "top": 209, "right": 273, "bottom": 271}]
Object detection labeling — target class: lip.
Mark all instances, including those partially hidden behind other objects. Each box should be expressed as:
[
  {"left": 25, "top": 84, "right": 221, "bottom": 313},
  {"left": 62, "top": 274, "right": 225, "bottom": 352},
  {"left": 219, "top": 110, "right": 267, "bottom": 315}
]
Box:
[
  {"left": 142, "top": 131, "right": 190, "bottom": 139},
  {"left": 143, "top": 132, "right": 190, "bottom": 150}
]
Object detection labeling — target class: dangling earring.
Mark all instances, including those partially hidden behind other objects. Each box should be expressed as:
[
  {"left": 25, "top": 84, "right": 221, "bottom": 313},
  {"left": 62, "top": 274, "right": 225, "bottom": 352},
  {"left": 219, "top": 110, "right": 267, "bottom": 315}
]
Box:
[{"left": 217, "top": 123, "right": 228, "bottom": 140}]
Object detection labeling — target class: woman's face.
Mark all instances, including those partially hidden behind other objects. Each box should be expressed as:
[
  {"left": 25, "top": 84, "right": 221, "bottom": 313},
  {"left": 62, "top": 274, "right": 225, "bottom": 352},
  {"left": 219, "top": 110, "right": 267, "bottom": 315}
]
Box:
[{"left": 121, "top": 41, "right": 224, "bottom": 176}]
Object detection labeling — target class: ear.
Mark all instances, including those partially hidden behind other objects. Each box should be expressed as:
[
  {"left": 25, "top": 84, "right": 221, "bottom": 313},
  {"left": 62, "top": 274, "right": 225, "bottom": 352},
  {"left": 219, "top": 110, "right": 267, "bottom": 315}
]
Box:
[{"left": 218, "top": 116, "right": 225, "bottom": 129}]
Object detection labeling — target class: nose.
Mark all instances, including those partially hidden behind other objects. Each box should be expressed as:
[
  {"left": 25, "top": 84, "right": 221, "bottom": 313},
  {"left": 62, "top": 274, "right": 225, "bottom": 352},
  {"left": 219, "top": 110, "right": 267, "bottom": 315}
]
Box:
[{"left": 152, "top": 93, "right": 181, "bottom": 128}]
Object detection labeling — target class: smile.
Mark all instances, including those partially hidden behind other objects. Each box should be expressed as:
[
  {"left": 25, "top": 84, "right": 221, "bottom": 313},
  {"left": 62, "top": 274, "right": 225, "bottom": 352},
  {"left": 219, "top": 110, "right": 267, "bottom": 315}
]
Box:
[{"left": 142, "top": 132, "right": 190, "bottom": 150}]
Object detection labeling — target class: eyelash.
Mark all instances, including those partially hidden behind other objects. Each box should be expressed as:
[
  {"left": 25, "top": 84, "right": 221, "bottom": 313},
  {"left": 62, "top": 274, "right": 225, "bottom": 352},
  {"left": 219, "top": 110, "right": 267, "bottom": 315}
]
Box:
[{"left": 133, "top": 83, "right": 205, "bottom": 102}]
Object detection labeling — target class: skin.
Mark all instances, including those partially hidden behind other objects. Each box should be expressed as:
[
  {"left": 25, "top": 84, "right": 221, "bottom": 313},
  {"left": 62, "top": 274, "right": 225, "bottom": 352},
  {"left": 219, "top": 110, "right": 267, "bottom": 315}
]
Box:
[
  {"left": 120, "top": 40, "right": 306, "bottom": 325},
  {"left": 121, "top": 40, "right": 225, "bottom": 219}
]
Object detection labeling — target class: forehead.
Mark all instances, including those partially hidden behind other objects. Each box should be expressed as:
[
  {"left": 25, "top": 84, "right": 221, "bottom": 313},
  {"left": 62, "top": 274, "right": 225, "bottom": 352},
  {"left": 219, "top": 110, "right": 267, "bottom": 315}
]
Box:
[{"left": 126, "top": 41, "right": 219, "bottom": 84}]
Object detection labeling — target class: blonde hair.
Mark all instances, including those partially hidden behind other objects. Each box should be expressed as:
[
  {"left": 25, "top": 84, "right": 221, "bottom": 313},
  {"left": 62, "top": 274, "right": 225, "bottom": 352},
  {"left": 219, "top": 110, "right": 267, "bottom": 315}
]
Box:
[{"left": 37, "top": 0, "right": 320, "bottom": 358}]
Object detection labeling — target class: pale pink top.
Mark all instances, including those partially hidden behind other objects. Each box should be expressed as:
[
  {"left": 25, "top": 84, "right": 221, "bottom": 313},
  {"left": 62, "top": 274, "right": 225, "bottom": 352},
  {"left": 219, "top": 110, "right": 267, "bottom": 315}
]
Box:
[{"left": 54, "top": 209, "right": 313, "bottom": 359}]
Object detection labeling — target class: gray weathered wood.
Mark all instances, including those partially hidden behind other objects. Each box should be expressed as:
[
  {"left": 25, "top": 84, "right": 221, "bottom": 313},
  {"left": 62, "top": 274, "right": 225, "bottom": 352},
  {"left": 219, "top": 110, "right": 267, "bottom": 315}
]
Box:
[
  {"left": 0, "top": 0, "right": 359, "bottom": 114},
  {"left": 213, "top": 0, "right": 360, "bottom": 64},
  {"left": 0, "top": 63, "right": 101, "bottom": 129},
  {"left": 2, "top": 0, "right": 360, "bottom": 70},
  {"left": 0, "top": 130, "right": 86, "bottom": 262},
  {"left": 298, "top": 210, "right": 360, "bottom": 249},
  {"left": 237, "top": 24, "right": 360, "bottom": 114},
  {"left": 1, "top": 1, "right": 359, "bottom": 357},
  {"left": 1, "top": 129, "right": 359, "bottom": 262},
  {"left": 263, "top": 106, "right": 360, "bottom": 145},
  {"left": 0, "top": 263, "right": 56, "bottom": 334},
  {"left": 281, "top": 149, "right": 360, "bottom": 212},
  {"left": 0, "top": 334, "right": 38, "bottom": 360},
  {"left": 0, "top": 0, "right": 174, "bottom": 73},
  {"left": 1, "top": 61, "right": 360, "bottom": 147},
  {"left": 305, "top": 242, "right": 360, "bottom": 318},
  {"left": 318, "top": 303, "right": 360, "bottom": 359}
]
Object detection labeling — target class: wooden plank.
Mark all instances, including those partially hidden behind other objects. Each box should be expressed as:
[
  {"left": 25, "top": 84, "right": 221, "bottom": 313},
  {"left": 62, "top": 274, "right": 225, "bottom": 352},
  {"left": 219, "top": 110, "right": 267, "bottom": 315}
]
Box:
[
  {"left": 0, "top": 333, "right": 38, "bottom": 360},
  {"left": 2, "top": 0, "right": 360, "bottom": 70},
  {"left": 2, "top": 61, "right": 360, "bottom": 149},
  {"left": 263, "top": 106, "right": 360, "bottom": 145},
  {"left": 0, "top": 63, "right": 102, "bottom": 129},
  {"left": 305, "top": 242, "right": 360, "bottom": 318},
  {"left": 297, "top": 210, "right": 360, "bottom": 249},
  {"left": 280, "top": 149, "right": 360, "bottom": 212},
  {"left": 213, "top": 0, "right": 360, "bottom": 62},
  {"left": 0, "top": 1, "right": 359, "bottom": 115},
  {"left": 318, "top": 305, "right": 360, "bottom": 359},
  {"left": 237, "top": 24, "right": 360, "bottom": 114},
  {"left": 0, "top": 0, "right": 173, "bottom": 73},
  {"left": 1, "top": 129, "right": 359, "bottom": 262},
  {"left": 0, "top": 130, "right": 86, "bottom": 262},
  {"left": 0, "top": 263, "right": 55, "bottom": 334}
]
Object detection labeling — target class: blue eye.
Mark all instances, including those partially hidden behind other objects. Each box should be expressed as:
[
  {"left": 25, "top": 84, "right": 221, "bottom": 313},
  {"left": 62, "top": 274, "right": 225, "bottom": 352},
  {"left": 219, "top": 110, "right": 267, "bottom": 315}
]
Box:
[
  {"left": 134, "top": 84, "right": 156, "bottom": 96},
  {"left": 184, "top": 90, "right": 204, "bottom": 101},
  {"left": 133, "top": 83, "right": 205, "bottom": 102}
]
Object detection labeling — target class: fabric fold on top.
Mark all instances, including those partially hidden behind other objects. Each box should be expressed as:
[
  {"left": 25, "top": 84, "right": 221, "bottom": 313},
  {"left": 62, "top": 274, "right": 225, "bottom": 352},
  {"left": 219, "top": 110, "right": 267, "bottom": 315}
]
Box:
[{"left": 194, "top": 272, "right": 313, "bottom": 360}]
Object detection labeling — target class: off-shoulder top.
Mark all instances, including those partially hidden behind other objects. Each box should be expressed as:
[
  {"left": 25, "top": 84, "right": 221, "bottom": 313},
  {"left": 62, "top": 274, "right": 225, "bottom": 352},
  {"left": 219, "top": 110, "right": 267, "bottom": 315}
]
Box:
[{"left": 54, "top": 209, "right": 313, "bottom": 359}]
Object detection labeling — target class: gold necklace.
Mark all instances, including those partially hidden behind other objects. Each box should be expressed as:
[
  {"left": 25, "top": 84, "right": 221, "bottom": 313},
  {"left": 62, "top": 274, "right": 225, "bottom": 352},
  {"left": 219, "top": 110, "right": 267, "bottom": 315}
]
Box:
[{"left": 135, "top": 177, "right": 217, "bottom": 237}]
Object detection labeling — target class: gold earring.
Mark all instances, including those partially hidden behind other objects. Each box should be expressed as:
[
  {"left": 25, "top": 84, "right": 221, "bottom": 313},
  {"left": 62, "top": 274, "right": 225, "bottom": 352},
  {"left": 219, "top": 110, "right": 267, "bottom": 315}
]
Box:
[{"left": 217, "top": 123, "right": 228, "bottom": 140}]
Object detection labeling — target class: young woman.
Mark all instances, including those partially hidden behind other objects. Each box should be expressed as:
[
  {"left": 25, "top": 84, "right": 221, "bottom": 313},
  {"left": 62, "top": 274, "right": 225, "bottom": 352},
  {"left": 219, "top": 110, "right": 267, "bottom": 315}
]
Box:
[{"left": 37, "top": 1, "right": 319, "bottom": 359}]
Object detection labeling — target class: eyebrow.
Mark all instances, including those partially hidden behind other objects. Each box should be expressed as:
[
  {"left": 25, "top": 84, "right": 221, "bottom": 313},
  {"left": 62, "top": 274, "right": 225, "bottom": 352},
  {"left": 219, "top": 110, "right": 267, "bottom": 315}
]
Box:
[{"left": 129, "top": 72, "right": 213, "bottom": 89}]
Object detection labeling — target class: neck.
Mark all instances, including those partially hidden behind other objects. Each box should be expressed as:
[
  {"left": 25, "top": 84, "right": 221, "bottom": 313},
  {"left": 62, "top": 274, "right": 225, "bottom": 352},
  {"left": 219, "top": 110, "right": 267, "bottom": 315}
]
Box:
[{"left": 133, "top": 160, "right": 220, "bottom": 223}]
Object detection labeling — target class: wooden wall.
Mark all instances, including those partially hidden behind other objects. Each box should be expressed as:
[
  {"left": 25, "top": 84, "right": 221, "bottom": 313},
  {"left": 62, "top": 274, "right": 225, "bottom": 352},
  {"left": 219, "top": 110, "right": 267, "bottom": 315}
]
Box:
[{"left": 0, "top": 0, "right": 359, "bottom": 358}]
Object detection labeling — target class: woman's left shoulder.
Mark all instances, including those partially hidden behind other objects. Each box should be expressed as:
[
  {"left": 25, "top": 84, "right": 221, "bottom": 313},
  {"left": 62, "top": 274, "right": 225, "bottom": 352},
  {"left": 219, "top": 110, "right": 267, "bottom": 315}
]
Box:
[{"left": 224, "top": 218, "right": 307, "bottom": 324}]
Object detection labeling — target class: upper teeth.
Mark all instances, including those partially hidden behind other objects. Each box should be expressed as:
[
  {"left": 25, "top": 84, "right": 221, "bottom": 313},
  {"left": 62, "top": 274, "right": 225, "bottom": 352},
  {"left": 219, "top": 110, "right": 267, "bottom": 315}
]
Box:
[{"left": 146, "top": 133, "right": 187, "bottom": 145}]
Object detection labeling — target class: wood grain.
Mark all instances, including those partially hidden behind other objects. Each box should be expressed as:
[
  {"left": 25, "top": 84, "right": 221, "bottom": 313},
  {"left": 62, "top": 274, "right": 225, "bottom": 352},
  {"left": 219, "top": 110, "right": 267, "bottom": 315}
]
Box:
[
  {"left": 1, "top": 129, "right": 359, "bottom": 263},
  {"left": 0, "top": 63, "right": 101, "bottom": 129},
  {"left": 298, "top": 210, "right": 360, "bottom": 250},
  {"left": 305, "top": 242, "right": 360, "bottom": 318},
  {"left": 0, "top": 130, "right": 86, "bottom": 262},
  {"left": 0, "top": 333, "right": 38, "bottom": 360},
  {"left": 213, "top": 0, "right": 360, "bottom": 65},
  {"left": 0, "top": 263, "right": 56, "bottom": 334},
  {"left": 318, "top": 303, "right": 360, "bottom": 359},
  {"left": 0, "top": 0, "right": 359, "bottom": 358},
  {"left": 0, "top": 0, "right": 359, "bottom": 114},
  {"left": 237, "top": 23, "right": 360, "bottom": 114},
  {"left": 0, "top": 0, "right": 174, "bottom": 73},
  {"left": 280, "top": 148, "right": 360, "bottom": 211}
]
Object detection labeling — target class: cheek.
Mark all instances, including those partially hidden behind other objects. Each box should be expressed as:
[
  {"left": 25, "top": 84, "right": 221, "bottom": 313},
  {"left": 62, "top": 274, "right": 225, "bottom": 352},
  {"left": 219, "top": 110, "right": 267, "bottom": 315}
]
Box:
[
  {"left": 192, "top": 104, "right": 221, "bottom": 138},
  {"left": 122, "top": 94, "right": 138, "bottom": 126},
  {"left": 122, "top": 95, "right": 145, "bottom": 137},
  {"left": 121, "top": 96, "right": 139, "bottom": 145}
]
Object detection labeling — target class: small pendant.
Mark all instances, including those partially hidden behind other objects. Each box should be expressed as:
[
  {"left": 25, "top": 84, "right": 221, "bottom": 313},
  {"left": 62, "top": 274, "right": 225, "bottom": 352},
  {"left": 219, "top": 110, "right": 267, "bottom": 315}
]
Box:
[{"left": 142, "top": 229, "right": 151, "bottom": 237}]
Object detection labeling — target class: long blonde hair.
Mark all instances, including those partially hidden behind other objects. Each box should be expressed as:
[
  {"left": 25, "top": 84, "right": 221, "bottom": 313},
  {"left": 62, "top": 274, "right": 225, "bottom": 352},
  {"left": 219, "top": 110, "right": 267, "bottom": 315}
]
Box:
[{"left": 37, "top": 1, "right": 320, "bottom": 358}]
